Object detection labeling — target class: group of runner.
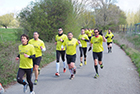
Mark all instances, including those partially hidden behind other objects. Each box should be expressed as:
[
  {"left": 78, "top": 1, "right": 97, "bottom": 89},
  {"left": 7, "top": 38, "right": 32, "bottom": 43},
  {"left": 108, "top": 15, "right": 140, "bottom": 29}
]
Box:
[{"left": 15, "top": 27, "right": 114, "bottom": 94}]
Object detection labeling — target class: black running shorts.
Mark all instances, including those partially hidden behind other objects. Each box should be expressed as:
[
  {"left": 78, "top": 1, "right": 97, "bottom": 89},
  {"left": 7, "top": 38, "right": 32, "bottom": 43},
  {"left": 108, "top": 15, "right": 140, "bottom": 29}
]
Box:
[
  {"left": 107, "top": 42, "right": 112, "bottom": 46},
  {"left": 92, "top": 52, "right": 102, "bottom": 61},
  {"left": 33, "top": 56, "right": 42, "bottom": 66},
  {"left": 66, "top": 54, "right": 76, "bottom": 64}
]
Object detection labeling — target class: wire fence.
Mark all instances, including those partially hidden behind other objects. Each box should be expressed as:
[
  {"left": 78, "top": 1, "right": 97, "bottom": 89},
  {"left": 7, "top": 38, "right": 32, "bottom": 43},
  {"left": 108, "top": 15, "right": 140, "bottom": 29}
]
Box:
[{"left": 119, "top": 24, "right": 140, "bottom": 35}]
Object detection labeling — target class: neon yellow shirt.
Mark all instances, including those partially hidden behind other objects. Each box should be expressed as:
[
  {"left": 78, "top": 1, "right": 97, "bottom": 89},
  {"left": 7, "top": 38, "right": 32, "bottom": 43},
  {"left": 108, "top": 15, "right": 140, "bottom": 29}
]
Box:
[
  {"left": 64, "top": 38, "right": 79, "bottom": 55},
  {"left": 105, "top": 32, "right": 114, "bottom": 42},
  {"left": 29, "top": 38, "right": 46, "bottom": 57},
  {"left": 85, "top": 30, "right": 89, "bottom": 35},
  {"left": 18, "top": 44, "right": 35, "bottom": 69},
  {"left": 78, "top": 34, "right": 89, "bottom": 47},
  {"left": 87, "top": 30, "right": 92, "bottom": 37},
  {"left": 92, "top": 30, "right": 95, "bottom": 36},
  {"left": 55, "top": 34, "right": 67, "bottom": 51},
  {"left": 90, "top": 35, "right": 104, "bottom": 52}
]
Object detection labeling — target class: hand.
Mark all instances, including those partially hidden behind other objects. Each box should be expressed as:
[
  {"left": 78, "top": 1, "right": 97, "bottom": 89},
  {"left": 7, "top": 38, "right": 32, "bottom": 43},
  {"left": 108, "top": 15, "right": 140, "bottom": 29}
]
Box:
[
  {"left": 81, "top": 38, "right": 85, "bottom": 40},
  {"left": 40, "top": 46, "right": 43, "bottom": 50},
  {"left": 15, "top": 57, "right": 19, "bottom": 60},
  {"left": 99, "top": 31, "right": 103, "bottom": 36},
  {"left": 78, "top": 41, "right": 81, "bottom": 44},
  {"left": 24, "top": 54, "right": 29, "bottom": 58},
  {"left": 60, "top": 39, "right": 63, "bottom": 42},
  {"left": 55, "top": 42, "right": 57, "bottom": 45},
  {"left": 61, "top": 45, "right": 64, "bottom": 50},
  {"left": 88, "top": 47, "right": 92, "bottom": 51}
]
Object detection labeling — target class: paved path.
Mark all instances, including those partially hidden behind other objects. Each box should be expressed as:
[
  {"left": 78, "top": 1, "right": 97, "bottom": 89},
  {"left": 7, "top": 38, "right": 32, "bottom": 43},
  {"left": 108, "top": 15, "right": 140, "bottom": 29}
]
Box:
[{"left": 4, "top": 43, "right": 140, "bottom": 94}]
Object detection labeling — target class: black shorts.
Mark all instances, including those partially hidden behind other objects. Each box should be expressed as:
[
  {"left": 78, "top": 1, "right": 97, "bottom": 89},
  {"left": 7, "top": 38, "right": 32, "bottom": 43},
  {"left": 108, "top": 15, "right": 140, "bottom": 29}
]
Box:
[
  {"left": 66, "top": 54, "right": 76, "bottom": 64},
  {"left": 93, "top": 52, "right": 103, "bottom": 61},
  {"left": 33, "top": 56, "right": 42, "bottom": 66},
  {"left": 107, "top": 42, "right": 112, "bottom": 46}
]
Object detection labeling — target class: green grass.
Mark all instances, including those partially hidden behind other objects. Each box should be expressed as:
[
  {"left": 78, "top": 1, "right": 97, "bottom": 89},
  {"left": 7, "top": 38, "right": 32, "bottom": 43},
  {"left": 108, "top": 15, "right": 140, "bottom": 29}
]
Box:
[
  {"left": 113, "top": 34, "right": 140, "bottom": 77},
  {"left": 0, "top": 28, "right": 56, "bottom": 87},
  {"left": 0, "top": 28, "right": 18, "bottom": 42}
]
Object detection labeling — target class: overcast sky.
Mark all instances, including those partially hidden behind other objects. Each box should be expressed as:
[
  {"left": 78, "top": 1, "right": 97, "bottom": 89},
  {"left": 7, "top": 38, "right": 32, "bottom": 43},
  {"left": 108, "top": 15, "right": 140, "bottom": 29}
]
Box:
[{"left": 0, "top": 0, "right": 140, "bottom": 16}]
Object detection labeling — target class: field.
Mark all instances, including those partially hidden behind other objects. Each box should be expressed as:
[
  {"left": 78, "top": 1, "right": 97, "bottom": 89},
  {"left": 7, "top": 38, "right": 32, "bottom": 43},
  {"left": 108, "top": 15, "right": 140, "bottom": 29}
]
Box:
[
  {"left": 0, "top": 28, "right": 55, "bottom": 87},
  {"left": 0, "top": 28, "right": 18, "bottom": 42}
]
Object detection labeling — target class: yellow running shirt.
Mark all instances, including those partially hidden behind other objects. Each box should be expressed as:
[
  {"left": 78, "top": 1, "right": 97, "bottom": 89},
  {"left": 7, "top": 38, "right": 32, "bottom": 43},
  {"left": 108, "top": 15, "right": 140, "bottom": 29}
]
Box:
[
  {"left": 64, "top": 38, "right": 79, "bottom": 55},
  {"left": 87, "top": 30, "right": 92, "bottom": 37},
  {"left": 18, "top": 44, "right": 35, "bottom": 69},
  {"left": 105, "top": 32, "right": 114, "bottom": 43},
  {"left": 85, "top": 30, "right": 89, "bottom": 35},
  {"left": 78, "top": 34, "right": 89, "bottom": 48},
  {"left": 29, "top": 38, "right": 46, "bottom": 57},
  {"left": 55, "top": 34, "right": 67, "bottom": 51},
  {"left": 90, "top": 35, "right": 104, "bottom": 52}
]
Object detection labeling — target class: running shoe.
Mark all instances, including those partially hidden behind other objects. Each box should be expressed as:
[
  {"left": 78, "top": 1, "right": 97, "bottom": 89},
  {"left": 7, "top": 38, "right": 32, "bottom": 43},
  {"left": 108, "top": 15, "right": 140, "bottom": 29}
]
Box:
[
  {"left": 55, "top": 72, "right": 60, "bottom": 77},
  {"left": 100, "top": 64, "right": 103, "bottom": 69},
  {"left": 34, "top": 79, "right": 38, "bottom": 85},
  {"left": 69, "top": 74, "right": 74, "bottom": 80},
  {"left": 94, "top": 73, "right": 99, "bottom": 78},
  {"left": 84, "top": 61, "right": 87, "bottom": 65},
  {"left": 38, "top": 67, "right": 41, "bottom": 75},
  {"left": 73, "top": 69, "right": 76, "bottom": 74},
  {"left": 23, "top": 84, "right": 28, "bottom": 93},
  {"left": 63, "top": 68, "right": 66, "bottom": 73},
  {"left": 30, "top": 91, "right": 35, "bottom": 94},
  {"left": 79, "top": 63, "right": 83, "bottom": 67}
]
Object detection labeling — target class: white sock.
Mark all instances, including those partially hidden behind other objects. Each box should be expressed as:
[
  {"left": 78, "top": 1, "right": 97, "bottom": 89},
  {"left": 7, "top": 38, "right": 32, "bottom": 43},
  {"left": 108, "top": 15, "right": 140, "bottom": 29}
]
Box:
[
  {"left": 56, "top": 63, "right": 59, "bottom": 73},
  {"left": 69, "top": 69, "right": 73, "bottom": 75},
  {"left": 63, "top": 61, "right": 66, "bottom": 68}
]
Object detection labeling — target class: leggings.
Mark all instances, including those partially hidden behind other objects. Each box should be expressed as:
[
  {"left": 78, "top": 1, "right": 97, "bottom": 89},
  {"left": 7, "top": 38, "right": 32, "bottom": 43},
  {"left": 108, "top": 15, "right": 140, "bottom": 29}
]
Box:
[
  {"left": 79, "top": 47, "right": 87, "bottom": 58},
  {"left": 17, "top": 68, "right": 33, "bottom": 92},
  {"left": 56, "top": 50, "right": 65, "bottom": 62}
]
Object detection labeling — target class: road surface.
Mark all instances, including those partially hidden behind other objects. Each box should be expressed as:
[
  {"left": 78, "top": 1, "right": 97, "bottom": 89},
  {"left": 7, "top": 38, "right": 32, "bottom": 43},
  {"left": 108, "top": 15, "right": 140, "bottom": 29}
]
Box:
[{"left": 4, "top": 43, "right": 140, "bottom": 94}]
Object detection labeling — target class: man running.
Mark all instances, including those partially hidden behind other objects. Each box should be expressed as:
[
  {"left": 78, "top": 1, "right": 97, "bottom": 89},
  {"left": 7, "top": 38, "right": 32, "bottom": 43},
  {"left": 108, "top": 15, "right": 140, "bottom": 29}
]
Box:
[
  {"left": 63, "top": 32, "right": 80, "bottom": 79},
  {"left": 105, "top": 29, "right": 114, "bottom": 53},
  {"left": 78, "top": 28, "right": 89, "bottom": 66},
  {"left": 55, "top": 28, "right": 67, "bottom": 76},
  {"left": 29, "top": 32, "right": 46, "bottom": 85},
  {"left": 87, "top": 28, "right": 93, "bottom": 41},
  {"left": 88, "top": 28, "right": 106, "bottom": 78},
  {"left": 16, "top": 34, "right": 35, "bottom": 94}
]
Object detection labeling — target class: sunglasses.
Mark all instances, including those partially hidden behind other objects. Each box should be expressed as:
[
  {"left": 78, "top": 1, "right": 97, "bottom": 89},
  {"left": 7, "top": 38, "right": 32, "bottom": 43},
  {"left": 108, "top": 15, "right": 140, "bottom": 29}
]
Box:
[
  {"left": 58, "top": 29, "right": 62, "bottom": 31},
  {"left": 94, "top": 32, "right": 98, "bottom": 33}
]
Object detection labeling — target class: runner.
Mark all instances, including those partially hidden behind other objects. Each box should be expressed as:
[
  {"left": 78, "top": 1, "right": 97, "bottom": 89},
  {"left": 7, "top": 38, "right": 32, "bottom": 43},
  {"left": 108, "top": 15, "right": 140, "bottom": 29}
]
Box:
[
  {"left": 88, "top": 28, "right": 106, "bottom": 78},
  {"left": 29, "top": 32, "right": 46, "bottom": 85},
  {"left": 63, "top": 32, "right": 81, "bottom": 79},
  {"left": 55, "top": 28, "right": 67, "bottom": 76},
  {"left": 86, "top": 28, "right": 92, "bottom": 41},
  {"left": 105, "top": 29, "right": 114, "bottom": 53},
  {"left": 16, "top": 34, "right": 35, "bottom": 94},
  {"left": 91, "top": 28, "right": 95, "bottom": 36},
  {"left": 78, "top": 28, "right": 89, "bottom": 66}
]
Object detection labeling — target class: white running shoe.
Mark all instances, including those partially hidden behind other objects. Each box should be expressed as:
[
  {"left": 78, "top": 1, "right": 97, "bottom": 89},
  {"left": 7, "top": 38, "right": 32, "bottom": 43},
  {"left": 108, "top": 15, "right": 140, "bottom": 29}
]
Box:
[
  {"left": 23, "top": 84, "right": 28, "bottom": 93},
  {"left": 30, "top": 91, "right": 35, "bottom": 94}
]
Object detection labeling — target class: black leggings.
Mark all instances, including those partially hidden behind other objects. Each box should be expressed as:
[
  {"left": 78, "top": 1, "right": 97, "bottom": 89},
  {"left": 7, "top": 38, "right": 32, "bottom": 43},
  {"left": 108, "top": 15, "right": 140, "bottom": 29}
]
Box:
[
  {"left": 79, "top": 47, "right": 87, "bottom": 58},
  {"left": 17, "top": 68, "right": 33, "bottom": 92},
  {"left": 56, "top": 50, "right": 65, "bottom": 62}
]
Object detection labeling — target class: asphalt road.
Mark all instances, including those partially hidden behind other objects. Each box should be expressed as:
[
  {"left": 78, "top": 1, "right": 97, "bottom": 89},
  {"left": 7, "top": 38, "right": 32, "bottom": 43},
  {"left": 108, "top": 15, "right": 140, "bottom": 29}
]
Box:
[{"left": 4, "top": 43, "right": 140, "bottom": 94}]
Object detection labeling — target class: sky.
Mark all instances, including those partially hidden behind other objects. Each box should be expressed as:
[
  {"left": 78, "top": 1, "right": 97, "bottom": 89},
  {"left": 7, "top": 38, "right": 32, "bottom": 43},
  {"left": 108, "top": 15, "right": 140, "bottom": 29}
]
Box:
[{"left": 0, "top": 0, "right": 140, "bottom": 16}]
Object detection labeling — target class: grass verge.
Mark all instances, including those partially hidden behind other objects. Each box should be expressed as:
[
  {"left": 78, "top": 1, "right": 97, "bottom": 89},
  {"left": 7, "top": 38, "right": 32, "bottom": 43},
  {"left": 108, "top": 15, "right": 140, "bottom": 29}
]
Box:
[
  {"left": 0, "top": 41, "right": 55, "bottom": 87},
  {"left": 113, "top": 33, "right": 140, "bottom": 77}
]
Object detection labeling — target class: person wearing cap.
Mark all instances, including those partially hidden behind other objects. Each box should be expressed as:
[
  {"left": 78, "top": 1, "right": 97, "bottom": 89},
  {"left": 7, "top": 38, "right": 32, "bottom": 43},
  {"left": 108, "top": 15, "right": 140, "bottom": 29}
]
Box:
[{"left": 55, "top": 28, "right": 67, "bottom": 77}]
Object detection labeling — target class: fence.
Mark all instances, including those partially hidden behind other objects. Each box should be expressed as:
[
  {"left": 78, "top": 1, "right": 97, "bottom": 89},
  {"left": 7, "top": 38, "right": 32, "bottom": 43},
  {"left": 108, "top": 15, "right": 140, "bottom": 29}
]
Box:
[{"left": 119, "top": 23, "right": 140, "bottom": 35}]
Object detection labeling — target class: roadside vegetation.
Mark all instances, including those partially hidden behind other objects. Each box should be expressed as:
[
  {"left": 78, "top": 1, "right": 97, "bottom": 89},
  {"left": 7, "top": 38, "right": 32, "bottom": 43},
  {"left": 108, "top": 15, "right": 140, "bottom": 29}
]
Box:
[
  {"left": 113, "top": 33, "right": 140, "bottom": 77},
  {"left": 0, "top": 28, "right": 55, "bottom": 87}
]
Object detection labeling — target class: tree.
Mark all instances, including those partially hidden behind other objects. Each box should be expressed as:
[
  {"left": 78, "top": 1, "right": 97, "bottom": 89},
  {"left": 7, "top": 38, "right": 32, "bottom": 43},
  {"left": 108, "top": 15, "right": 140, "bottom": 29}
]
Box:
[
  {"left": 0, "top": 13, "right": 14, "bottom": 29},
  {"left": 18, "top": 0, "right": 85, "bottom": 41}
]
